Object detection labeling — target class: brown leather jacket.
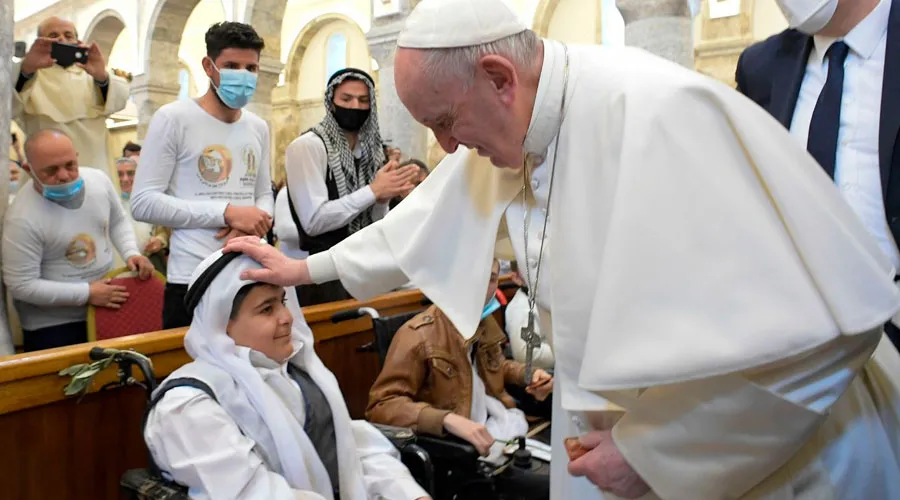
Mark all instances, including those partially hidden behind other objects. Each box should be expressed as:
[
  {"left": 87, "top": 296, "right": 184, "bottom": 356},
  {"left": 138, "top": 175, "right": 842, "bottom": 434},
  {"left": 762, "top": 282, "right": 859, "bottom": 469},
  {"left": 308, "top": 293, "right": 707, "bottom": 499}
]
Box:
[{"left": 366, "top": 305, "right": 527, "bottom": 436}]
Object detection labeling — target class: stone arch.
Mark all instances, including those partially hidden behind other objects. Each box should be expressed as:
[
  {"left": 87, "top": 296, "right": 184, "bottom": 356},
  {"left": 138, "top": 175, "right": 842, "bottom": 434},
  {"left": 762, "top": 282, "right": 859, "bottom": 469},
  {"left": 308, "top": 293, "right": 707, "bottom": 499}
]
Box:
[
  {"left": 533, "top": 0, "right": 603, "bottom": 44},
  {"left": 532, "top": 0, "right": 563, "bottom": 37},
  {"left": 136, "top": 0, "right": 230, "bottom": 137},
  {"left": 82, "top": 9, "right": 127, "bottom": 62},
  {"left": 283, "top": 13, "right": 364, "bottom": 98}
]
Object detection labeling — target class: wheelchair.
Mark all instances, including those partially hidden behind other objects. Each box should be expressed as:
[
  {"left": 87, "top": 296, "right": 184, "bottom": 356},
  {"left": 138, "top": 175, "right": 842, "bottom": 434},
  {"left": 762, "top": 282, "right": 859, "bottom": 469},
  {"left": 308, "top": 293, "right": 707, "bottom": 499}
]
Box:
[
  {"left": 332, "top": 304, "right": 551, "bottom": 500},
  {"left": 100, "top": 348, "right": 438, "bottom": 500}
]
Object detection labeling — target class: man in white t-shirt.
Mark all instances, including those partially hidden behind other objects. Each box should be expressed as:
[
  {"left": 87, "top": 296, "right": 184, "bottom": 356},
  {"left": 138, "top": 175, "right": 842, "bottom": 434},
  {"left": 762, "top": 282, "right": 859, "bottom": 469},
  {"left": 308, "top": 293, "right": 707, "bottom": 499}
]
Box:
[
  {"left": 131, "top": 22, "right": 274, "bottom": 329},
  {"left": 2, "top": 129, "right": 154, "bottom": 352}
]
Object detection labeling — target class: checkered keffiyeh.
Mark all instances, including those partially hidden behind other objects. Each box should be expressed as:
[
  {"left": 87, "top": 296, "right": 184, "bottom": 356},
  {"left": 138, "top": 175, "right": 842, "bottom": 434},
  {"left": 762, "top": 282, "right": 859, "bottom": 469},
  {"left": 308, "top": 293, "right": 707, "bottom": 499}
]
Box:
[{"left": 310, "top": 70, "right": 386, "bottom": 233}]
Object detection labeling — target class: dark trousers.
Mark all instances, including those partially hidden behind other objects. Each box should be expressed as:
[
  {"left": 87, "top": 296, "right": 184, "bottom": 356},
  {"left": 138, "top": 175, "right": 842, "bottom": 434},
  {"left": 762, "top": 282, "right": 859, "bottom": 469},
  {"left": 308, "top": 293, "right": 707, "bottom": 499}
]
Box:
[
  {"left": 295, "top": 281, "right": 352, "bottom": 307},
  {"left": 885, "top": 321, "right": 900, "bottom": 352},
  {"left": 23, "top": 321, "right": 87, "bottom": 352},
  {"left": 163, "top": 283, "right": 191, "bottom": 330}
]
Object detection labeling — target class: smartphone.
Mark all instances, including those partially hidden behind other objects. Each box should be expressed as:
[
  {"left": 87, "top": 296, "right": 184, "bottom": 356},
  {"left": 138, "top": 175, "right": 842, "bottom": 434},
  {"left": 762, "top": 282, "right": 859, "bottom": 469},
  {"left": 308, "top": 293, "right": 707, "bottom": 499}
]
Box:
[{"left": 51, "top": 42, "right": 88, "bottom": 67}]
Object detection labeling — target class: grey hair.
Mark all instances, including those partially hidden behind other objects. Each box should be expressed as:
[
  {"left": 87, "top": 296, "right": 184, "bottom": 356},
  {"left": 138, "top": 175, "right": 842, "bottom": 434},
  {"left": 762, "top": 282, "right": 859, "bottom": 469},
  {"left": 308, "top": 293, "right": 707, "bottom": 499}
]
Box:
[
  {"left": 114, "top": 157, "right": 137, "bottom": 168},
  {"left": 419, "top": 30, "right": 542, "bottom": 90}
]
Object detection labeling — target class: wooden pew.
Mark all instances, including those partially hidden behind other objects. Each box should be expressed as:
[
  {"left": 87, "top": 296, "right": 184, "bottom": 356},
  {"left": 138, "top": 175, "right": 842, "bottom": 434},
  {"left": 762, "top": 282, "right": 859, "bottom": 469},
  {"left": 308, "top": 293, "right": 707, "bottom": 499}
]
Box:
[{"left": 0, "top": 289, "right": 432, "bottom": 500}]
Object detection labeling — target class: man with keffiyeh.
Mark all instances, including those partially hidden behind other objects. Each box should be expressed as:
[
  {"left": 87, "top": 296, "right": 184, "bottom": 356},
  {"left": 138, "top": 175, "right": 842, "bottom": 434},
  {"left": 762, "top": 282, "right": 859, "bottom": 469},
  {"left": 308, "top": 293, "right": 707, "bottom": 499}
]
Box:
[{"left": 283, "top": 68, "right": 420, "bottom": 306}]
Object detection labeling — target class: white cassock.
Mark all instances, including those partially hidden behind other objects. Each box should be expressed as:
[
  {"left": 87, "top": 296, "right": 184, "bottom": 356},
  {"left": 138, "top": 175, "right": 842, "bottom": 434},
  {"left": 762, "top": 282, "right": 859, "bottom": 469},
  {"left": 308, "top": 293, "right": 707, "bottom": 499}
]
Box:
[
  {"left": 304, "top": 39, "right": 900, "bottom": 499},
  {"left": 12, "top": 62, "right": 128, "bottom": 175}
]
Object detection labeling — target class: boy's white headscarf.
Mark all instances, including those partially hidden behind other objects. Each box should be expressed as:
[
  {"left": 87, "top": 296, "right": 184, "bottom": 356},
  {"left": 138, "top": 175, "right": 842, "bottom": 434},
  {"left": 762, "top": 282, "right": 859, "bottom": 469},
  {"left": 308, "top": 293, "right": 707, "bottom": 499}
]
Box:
[{"left": 184, "top": 246, "right": 369, "bottom": 498}]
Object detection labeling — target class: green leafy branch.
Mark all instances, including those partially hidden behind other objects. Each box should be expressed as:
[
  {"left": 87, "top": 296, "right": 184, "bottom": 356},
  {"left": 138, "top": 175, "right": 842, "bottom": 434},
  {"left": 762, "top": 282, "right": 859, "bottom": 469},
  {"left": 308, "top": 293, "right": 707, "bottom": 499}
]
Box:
[
  {"left": 59, "top": 358, "right": 115, "bottom": 397},
  {"left": 58, "top": 349, "right": 153, "bottom": 397}
]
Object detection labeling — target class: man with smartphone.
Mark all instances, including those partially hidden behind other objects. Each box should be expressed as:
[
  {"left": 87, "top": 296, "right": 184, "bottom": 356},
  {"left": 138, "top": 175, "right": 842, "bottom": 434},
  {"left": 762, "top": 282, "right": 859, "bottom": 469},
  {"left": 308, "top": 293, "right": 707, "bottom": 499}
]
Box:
[{"left": 12, "top": 16, "right": 129, "bottom": 179}]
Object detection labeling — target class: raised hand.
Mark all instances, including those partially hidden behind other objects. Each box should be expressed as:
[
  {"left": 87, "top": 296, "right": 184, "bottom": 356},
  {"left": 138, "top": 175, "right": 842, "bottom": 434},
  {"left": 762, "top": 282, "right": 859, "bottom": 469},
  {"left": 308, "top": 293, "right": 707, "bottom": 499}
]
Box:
[
  {"left": 20, "top": 38, "right": 55, "bottom": 75},
  {"left": 76, "top": 41, "right": 108, "bottom": 82},
  {"left": 223, "top": 236, "right": 311, "bottom": 286},
  {"left": 370, "top": 161, "right": 421, "bottom": 203}
]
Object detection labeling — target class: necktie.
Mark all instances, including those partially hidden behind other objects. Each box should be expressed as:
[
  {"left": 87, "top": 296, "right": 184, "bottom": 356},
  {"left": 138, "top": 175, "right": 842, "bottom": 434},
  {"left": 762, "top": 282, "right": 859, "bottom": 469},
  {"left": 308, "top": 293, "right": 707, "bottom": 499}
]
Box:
[{"left": 807, "top": 41, "right": 850, "bottom": 179}]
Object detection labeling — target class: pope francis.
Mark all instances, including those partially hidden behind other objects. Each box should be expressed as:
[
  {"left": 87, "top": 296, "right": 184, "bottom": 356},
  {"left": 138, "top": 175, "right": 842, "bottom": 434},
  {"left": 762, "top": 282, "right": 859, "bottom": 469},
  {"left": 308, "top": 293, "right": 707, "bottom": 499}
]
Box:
[{"left": 226, "top": 0, "right": 900, "bottom": 498}]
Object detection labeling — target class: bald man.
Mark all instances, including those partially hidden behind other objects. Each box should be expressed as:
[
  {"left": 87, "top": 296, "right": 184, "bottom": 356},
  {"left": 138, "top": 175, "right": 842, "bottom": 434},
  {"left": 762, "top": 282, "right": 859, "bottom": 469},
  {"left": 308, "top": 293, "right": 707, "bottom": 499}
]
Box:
[
  {"left": 2, "top": 129, "right": 153, "bottom": 352},
  {"left": 13, "top": 17, "right": 129, "bottom": 177}
]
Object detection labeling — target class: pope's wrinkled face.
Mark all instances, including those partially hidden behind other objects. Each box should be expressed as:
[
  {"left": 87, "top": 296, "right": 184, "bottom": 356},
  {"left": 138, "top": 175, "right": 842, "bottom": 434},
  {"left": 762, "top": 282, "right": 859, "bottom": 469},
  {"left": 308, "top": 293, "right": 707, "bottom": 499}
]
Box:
[
  {"left": 227, "top": 284, "right": 295, "bottom": 363},
  {"left": 395, "top": 48, "right": 528, "bottom": 169}
]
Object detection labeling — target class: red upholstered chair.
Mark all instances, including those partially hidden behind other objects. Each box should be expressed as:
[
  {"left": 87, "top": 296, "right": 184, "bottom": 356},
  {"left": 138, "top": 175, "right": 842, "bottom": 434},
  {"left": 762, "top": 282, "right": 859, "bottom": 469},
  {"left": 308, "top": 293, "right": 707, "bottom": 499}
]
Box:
[{"left": 87, "top": 267, "right": 166, "bottom": 341}]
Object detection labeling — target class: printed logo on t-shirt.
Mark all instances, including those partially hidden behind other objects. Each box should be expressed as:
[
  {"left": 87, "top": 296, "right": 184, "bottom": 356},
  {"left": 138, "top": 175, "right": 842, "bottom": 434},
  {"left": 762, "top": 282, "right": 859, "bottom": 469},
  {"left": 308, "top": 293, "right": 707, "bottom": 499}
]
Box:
[
  {"left": 197, "top": 145, "right": 233, "bottom": 187},
  {"left": 240, "top": 145, "right": 258, "bottom": 188},
  {"left": 65, "top": 233, "right": 97, "bottom": 268}
]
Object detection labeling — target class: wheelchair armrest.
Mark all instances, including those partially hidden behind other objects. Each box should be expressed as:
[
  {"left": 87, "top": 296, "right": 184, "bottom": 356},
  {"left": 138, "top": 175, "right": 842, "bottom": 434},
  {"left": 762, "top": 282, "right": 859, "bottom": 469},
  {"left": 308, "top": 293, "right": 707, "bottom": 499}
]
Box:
[
  {"left": 120, "top": 468, "right": 189, "bottom": 500},
  {"left": 371, "top": 423, "right": 417, "bottom": 450},
  {"left": 415, "top": 433, "right": 481, "bottom": 462}
]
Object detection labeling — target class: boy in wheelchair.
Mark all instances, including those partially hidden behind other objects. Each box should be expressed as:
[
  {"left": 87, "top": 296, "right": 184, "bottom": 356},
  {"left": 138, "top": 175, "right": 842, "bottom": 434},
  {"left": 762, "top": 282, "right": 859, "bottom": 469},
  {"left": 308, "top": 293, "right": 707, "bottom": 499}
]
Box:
[
  {"left": 142, "top": 247, "right": 430, "bottom": 500},
  {"left": 366, "top": 260, "right": 553, "bottom": 497}
]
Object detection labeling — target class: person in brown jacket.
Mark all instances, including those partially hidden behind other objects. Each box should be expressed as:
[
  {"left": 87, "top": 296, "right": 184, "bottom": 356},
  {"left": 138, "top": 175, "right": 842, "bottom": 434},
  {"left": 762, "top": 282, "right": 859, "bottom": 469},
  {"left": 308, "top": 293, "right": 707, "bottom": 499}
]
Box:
[{"left": 366, "top": 260, "right": 553, "bottom": 456}]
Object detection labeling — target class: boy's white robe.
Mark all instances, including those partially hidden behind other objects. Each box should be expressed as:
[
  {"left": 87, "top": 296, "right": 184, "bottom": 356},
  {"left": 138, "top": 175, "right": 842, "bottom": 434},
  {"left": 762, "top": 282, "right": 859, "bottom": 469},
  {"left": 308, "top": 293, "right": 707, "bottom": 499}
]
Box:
[{"left": 306, "top": 40, "right": 900, "bottom": 499}]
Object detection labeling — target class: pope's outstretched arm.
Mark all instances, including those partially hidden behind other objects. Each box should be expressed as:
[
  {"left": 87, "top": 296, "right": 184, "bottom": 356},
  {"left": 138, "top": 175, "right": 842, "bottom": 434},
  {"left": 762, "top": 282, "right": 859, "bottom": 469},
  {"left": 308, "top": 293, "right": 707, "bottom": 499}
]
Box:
[{"left": 228, "top": 150, "right": 518, "bottom": 340}]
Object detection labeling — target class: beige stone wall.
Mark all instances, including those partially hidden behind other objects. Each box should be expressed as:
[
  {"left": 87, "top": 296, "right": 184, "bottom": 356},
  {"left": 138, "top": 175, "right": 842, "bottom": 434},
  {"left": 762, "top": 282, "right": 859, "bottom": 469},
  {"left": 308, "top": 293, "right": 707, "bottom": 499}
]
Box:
[
  {"left": 693, "top": 0, "right": 789, "bottom": 87},
  {"left": 547, "top": 0, "right": 602, "bottom": 44},
  {"left": 694, "top": 0, "right": 754, "bottom": 86}
]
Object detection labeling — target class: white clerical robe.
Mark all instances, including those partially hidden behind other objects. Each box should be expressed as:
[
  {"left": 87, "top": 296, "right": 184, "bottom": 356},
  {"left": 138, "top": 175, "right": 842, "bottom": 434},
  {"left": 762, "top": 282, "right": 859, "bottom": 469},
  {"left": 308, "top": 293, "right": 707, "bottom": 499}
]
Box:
[
  {"left": 305, "top": 40, "right": 900, "bottom": 499},
  {"left": 12, "top": 62, "right": 128, "bottom": 175}
]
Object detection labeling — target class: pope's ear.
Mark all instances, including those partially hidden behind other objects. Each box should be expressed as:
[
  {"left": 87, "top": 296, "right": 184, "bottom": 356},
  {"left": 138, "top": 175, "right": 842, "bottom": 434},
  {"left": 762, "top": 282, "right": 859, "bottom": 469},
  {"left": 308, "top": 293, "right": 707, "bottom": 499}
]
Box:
[{"left": 478, "top": 55, "right": 518, "bottom": 102}]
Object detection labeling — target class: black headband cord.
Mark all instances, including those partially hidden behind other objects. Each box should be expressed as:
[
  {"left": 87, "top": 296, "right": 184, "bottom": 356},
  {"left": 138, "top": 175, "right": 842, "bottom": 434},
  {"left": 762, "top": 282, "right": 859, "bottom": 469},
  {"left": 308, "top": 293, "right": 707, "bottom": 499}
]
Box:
[{"left": 183, "top": 251, "right": 244, "bottom": 316}]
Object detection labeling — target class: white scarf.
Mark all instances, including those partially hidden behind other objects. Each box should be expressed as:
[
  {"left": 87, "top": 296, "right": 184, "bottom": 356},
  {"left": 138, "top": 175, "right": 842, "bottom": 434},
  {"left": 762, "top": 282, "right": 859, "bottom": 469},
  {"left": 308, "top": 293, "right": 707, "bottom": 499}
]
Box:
[{"left": 184, "top": 249, "right": 371, "bottom": 499}]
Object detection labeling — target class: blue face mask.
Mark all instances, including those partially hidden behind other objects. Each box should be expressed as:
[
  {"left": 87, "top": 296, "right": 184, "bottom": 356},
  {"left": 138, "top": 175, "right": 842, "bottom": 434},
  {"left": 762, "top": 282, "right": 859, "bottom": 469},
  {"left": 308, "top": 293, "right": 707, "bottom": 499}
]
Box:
[
  {"left": 481, "top": 295, "right": 501, "bottom": 320},
  {"left": 41, "top": 176, "right": 85, "bottom": 202},
  {"left": 120, "top": 191, "right": 130, "bottom": 201},
  {"left": 211, "top": 62, "right": 258, "bottom": 109}
]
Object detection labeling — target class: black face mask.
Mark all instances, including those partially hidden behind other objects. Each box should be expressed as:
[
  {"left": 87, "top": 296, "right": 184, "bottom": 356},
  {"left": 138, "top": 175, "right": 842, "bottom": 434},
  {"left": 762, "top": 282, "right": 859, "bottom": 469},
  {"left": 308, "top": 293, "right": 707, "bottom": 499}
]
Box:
[{"left": 332, "top": 105, "right": 370, "bottom": 132}]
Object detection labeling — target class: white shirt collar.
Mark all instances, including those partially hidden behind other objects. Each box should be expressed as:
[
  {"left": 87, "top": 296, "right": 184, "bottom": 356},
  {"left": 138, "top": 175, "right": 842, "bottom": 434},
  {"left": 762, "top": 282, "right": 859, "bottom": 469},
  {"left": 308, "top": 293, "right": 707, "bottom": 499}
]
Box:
[
  {"left": 813, "top": 0, "right": 891, "bottom": 63},
  {"left": 523, "top": 39, "right": 567, "bottom": 159}
]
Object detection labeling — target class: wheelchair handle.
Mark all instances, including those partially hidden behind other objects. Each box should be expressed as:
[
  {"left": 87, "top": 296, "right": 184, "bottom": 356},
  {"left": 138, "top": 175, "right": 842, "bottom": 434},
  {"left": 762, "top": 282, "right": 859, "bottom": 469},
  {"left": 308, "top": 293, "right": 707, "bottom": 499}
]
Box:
[
  {"left": 89, "top": 347, "right": 116, "bottom": 361},
  {"left": 331, "top": 307, "right": 380, "bottom": 323}
]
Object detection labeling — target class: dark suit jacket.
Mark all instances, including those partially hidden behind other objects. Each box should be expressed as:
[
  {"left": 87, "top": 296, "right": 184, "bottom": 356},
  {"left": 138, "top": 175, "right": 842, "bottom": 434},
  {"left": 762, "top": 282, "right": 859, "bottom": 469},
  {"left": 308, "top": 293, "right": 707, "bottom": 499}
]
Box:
[{"left": 735, "top": 1, "right": 900, "bottom": 245}]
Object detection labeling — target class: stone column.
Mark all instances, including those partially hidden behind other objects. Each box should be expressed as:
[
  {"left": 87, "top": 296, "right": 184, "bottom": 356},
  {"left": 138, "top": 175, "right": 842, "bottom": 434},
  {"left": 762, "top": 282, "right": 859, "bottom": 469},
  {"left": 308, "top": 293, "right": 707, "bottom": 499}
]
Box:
[
  {"left": 270, "top": 86, "right": 302, "bottom": 180},
  {"left": 247, "top": 56, "right": 284, "bottom": 124},
  {"left": 130, "top": 73, "right": 180, "bottom": 139},
  {"left": 367, "top": 11, "right": 428, "bottom": 161},
  {"left": 0, "top": 1, "right": 14, "bottom": 354},
  {"left": 615, "top": 0, "right": 695, "bottom": 68},
  {"left": 247, "top": 56, "right": 284, "bottom": 179},
  {"left": 694, "top": 0, "right": 755, "bottom": 86}
]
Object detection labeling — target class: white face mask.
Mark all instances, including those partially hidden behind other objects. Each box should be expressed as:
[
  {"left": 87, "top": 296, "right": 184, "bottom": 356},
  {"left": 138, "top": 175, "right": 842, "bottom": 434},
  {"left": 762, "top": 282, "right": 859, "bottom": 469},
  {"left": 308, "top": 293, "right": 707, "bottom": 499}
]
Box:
[{"left": 775, "top": 0, "right": 839, "bottom": 34}]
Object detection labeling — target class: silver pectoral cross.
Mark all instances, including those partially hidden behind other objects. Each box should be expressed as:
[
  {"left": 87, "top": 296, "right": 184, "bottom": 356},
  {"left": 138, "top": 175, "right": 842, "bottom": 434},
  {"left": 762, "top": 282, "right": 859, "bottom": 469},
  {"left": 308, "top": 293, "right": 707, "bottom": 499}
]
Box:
[{"left": 520, "top": 310, "right": 542, "bottom": 385}]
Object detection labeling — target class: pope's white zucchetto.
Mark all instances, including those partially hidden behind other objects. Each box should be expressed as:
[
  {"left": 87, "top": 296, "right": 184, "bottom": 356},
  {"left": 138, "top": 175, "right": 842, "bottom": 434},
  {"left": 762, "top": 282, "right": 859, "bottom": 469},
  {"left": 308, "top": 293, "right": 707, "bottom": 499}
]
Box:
[{"left": 397, "top": 0, "right": 529, "bottom": 49}]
